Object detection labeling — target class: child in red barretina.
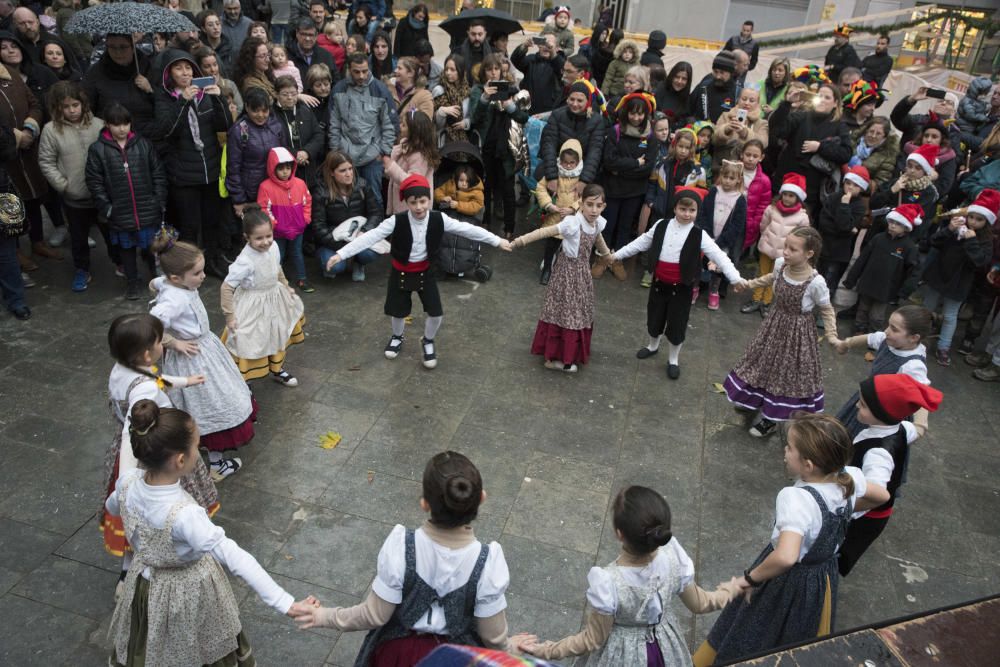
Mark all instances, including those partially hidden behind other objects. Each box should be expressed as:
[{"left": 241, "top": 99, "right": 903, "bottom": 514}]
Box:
[{"left": 257, "top": 146, "right": 314, "bottom": 292}]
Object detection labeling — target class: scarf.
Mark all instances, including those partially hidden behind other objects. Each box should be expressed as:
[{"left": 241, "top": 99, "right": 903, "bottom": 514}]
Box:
[
  {"left": 435, "top": 78, "right": 469, "bottom": 143},
  {"left": 903, "top": 174, "right": 933, "bottom": 192},
  {"left": 558, "top": 160, "right": 583, "bottom": 178},
  {"left": 775, "top": 199, "right": 802, "bottom": 215},
  {"left": 849, "top": 137, "right": 876, "bottom": 166},
  {"left": 407, "top": 15, "right": 427, "bottom": 31}
]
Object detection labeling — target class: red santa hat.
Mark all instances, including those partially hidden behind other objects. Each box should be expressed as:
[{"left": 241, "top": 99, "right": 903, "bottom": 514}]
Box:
[
  {"left": 555, "top": 5, "right": 572, "bottom": 18},
  {"left": 967, "top": 188, "right": 1000, "bottom": 225},
  {"left": 842, "top": 165, "right": 870, "bottom": 192},
  {"left": 906, "top": 144, "right": 939, "bottom": 177},
  {"left": 885, "top": 203, "right": 923, "bottom": 231},
  {"left": 779, "top": 173, "right": 807, "bottom": 202},
  {"left": 399, "top": 174, "right": 431, "bottom": 201},
  {"left": 860, "top": 374, "right": 942, "bottom": 425}
]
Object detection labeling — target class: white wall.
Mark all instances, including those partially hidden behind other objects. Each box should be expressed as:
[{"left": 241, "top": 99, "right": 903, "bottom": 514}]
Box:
[{"left": 624, "top": 0, "right": 731, "bottom": 41}]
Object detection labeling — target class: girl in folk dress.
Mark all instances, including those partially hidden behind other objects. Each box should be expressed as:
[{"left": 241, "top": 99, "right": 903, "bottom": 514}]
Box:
[
  {"left": 512, "top": 184, "right": 613, "bottom": 373},
  {"left": 221, "top": 205, "right": 306, "bottom": 385},
  {"left": 515, "top": 486, "right": 740, "bottom": 667},
  {"left": 106, "top": 400, "right": 314, "bottom": 667},
  {"left": 149, "top": 232, "right": 256, "bottom": 480},
  {"left": 693, "top": 414, "right": 889, "bottom": 667},
  {"left": 724, "top": 227, "right": 838, "bottom": 438}
]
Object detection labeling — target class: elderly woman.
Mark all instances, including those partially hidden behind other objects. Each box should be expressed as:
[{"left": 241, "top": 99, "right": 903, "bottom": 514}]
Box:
[
  {"left": 390, "top": 55, "right": 433, "bottom": 137},
  {"left": 712, "top": 87, "right": 769, "bottom": 172},
  {"left": 847, "top": 116, "right": 898, "bottom": 191},
  {"left": 272, "top": 74, "right": 324, "bottom": 188}
]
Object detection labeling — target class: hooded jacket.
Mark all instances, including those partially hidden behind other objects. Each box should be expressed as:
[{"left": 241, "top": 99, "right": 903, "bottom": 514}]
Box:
[
  {"left": 536, "top": 138, "right": 583, "bottom": 228},
  {"left": 541, "top": 105, "right": 606, "bottom": 184},
  {"left": 328, "top": 72, "right": 398, "bottom": 167},
  {"left": 0, "top": 32, "right": 58, "bottom": 118},
  {"left": 257, "top": 146, "right": 312, "bottom": 239},
  {"left": 602, "top": 40, "right": 640, "bottom": 99},
  {"left": 602, "top": 119, "right": 658, "bottom": 199},
  {"left": 757, "top": 202, "right": 810, "bottom": 259},
  {"left": 925, "top": 225, "right": 992, "bottom": 301},
  {"left": 85, "top": 128, "right": 167, "bottom": 232},
  {"left": 957, "top": 77, "right": 993, "bottom": 134},
  {"left": 743, "top": 166, "right": 771, "bottom": 249},
  {"left": 225, "top": 111, "right": 288, "bottom": 204}
]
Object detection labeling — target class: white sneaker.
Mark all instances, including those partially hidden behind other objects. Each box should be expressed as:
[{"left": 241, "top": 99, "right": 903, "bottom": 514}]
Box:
[
  {"left": 21, "top": 272, "right": 36, "bottom": 288},
  {"left": 210, "top": 457, "right": 242, "bottom": 480},
  {"left": 48, "top": 226, "right": 67, "bottom": 247},
  {"left": 272, "top": 370, "right": 298, "bottom": 387}
]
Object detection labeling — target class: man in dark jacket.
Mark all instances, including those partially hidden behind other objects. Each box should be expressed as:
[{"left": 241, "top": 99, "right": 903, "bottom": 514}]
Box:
[
  {"left": 452, "top": 19, "right": 493, "bottom": 85},
  {"left": 825, "top": 24, "right": 862, "bottom": 83},
  {"left": 541, "top": 81, "right": 606, "bottom": 190},
  {"left": 861, "top": 34, "right": 893, "bottom": 88},
  {"left": 689, "top": 51, "right": 737, "bottom": 123},
  {"left": 511, "top": 33, "right": 565, "bottom": 116},
  {"left": 83, "top": 35, "right": 157, "bottom": 141},
  {"left": 641, "top": 30, "right": 666, "bottom": 67},
  {"left": 222, "top": 0, "right": 254, "bottom": 54},
  {"left": 288, "top": 19, "right": 338, "bottom": 85},
  {"left": 12, "top": 6, "right": 81, "bottom": 72},
  {"left": 724, "top": 21, "right": 759, "bottom": 72}
]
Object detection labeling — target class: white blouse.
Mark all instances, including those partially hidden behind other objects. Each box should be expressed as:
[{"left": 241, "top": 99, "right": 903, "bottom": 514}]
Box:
[
  {"left": 556, "top": 213, "right": 607, "bottom": 258},
  {"left": 337, "top": 212, "right": 503, "bottom": 263},
  {"left": 585, "top": 540, "right": 695, "bottom": 621},
  {"left": 852, "top": 422, "right": 918, "bottom": 519},
  {"left": 866, "top": 331, "right": 930, "bottom": 385},
  {"left": 149, "top": 277, "right": 204, "bottom": 340},
  {"left": 772, "top": 466, "right": 867, "bottom": 561},
  {"left": 372, "top": 524, "right": 509, "bottom": 633},
  {"left": 612, "top": 219, "right": 743, "bottom": 283},
  {"left": 772, "top": 258, "right": 831, "bottom": 312},
  {"left": 224, "top": 243, "right": 280, "bottom": 289}
]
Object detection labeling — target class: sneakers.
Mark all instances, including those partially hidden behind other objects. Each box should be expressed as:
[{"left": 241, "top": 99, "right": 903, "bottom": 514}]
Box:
[
  {"left": 125, "top": 280, "right": 140, "bottom": 300},
  {"left": 385, "top": 334, "right": 404, "bottom": 359},
  {"left": 114, "top": 264, "right": 126, "bottom": 278},
  {"left": 740, "top": 300, "right": 762, "bottom": 314},
  {"left": 71, "top": 269, "right": 91, "bottom": 292},
  {"left": 421, "top": 337, "right": 437, "bottom": 369},
  {"left": 934, "top": 348, "right": 951, "bottom": 367},
  {"left": 48, "top": 226, "right": 68, "bottom": 247},
  {"left": 351, "top": 263, "right": 366, "bottom": 282},
  {"left": 609, "top": 260, "right": 627, "bottom": 281},
  {"left": 544, "top": 359, "right": 577, "bottom": 373},
  {"left": 210, "top": 457, "right": 242, "bottom": 480},
  {"left": 973, "top": 364, "right": 1000, "bottom": 382},
  {"left": 296, "top": 279, "right": 315, "bottom": 293},
  {"left": 272, "top": 369, "right": 298, "bottom": 386},
  {"left": 640, "top": 270, "right": 653, "bottom": 288},
  {"left": 965, "top": 351, "right": 992, "bottom": 368},
  {"left": 957, "top": 339, "right": 975, "bottom": 356},
  {"left": 707, "top": 292, "right": 720, "bottom": 311},
  {"left": 690, "top": 286, "right": 700, "bottom": 305},
  {"left": 21, "top": 272, "right": 35, "bottom": 288},
  {"left": 749, "top": 417, "right": 777, "bottom": 438}
]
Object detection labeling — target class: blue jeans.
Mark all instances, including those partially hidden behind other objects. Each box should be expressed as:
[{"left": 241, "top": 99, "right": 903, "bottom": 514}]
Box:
[
  {"left": 318, "top": 247, "right": 378, "bottom": 278},
  {"left": 0, "top": 236, "right": 26, "bottom": 313},
  {"left": 922, "top": 287, "right": 962, "bottom": 351},
  {"left": 357, "top": 160, "right": 385, "bottom": 210},
  {"left": 271, "top": 23, "right": 289, "bottom": 46},
  {"left": 275, "top": 234, "right": 305, "bottom": 282}
]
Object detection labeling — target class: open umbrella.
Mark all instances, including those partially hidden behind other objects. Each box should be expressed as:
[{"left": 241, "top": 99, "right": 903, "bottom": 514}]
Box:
[
  {"left": 439, "top": 8, "right": 523, "bottom": 41},
  {"left": 63, "top": 2, "right": 196, "bottom": 36}
]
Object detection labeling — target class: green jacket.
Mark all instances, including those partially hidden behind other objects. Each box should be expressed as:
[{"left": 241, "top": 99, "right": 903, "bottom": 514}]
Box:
[{"left": 851, "top": 121, "right": 900, "bottom": 191}]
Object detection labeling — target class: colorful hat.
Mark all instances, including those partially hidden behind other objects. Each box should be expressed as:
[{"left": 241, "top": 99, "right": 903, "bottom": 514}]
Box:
[
  {"left": 568, "top": 78, "right": 607, "bottom": 118},
  {"left": 833, "top": 23, "right": 854, "bottom": 38},
  {"left": 906, "top": 144, "right": 939, "bottom": 176},
  {"left": 688, "top": 120, "right": 714, "bottom": 135},
  {"left": 860, "top": 374, "right": 942, "bottom": 425},
  {"left": 843, "top": 79, "right": 887, "bottom": 110},
  {"left": 886, "top": 203, "right": 923, "bottom": 231},
  {"left": 843, "top": 165, "right": 870, "bottom": 191},
  {"left": 792, "top": 64, "right": 831, "bottom": 89},
  {"left": 779, "top": 173, "right": 807, "bottom": 201},
  {"left": 555, "top": 5, "right": 571, "bottom": 18},
  {"left": 967, "top": 188, "right": 1000, "bottom": 225},
  {"left": 922, "top": 111, "right": 949, "bottom": 136},
  {"left": 399, "top": 174, "right": 431, "bottom": 201},
  {"left": 614, "top": 91, "right": 656, "bottom": 115}
]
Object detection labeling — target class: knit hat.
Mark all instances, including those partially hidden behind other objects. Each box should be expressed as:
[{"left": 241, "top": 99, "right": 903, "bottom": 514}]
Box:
[
  {"left": 843, "top": 165, "right": 870, "bottom": 191},
  {"left": 614, "top": 91, "right": 656, "bottom": 115},
  {"left": 673, "top": 185, "right": 706, "bottom": 207},
  {"left": 967, "top": 188, "right": 1000, "bottom": 225},
  {"left": 779, "top": 173, "right": 807, "bottom": 201},
  {"left": 859, "top": 374, "right": 942, "bottom": 425},
  {"left": 568, "top": 78, "right": 608, "bottom": 118},
  {"left": 906, "top": 144, "right": 939, "bottom": 177},
  {"left": 833, "top": 23, "right": 854, "bottom": 38},
  {"left": 555, "top": 5, "right": 571, "bottom": 18},
  {"left": 400, "top": 174, "right": 431, "bottom": 201},
  {"left": 791, "top": 64, "right": 831, "bottom": 89},
  {"left": 886, "top": 203, "right": 923, "bottom": 231},
  {"left": 922, "top": 111, "right": 948, "bottom": 137},
  {"left": 648, "top": 30, "right": 667, "bottom": 50},
  {"left": 712, "top": 51, "right": 736, "bottom": 74},
  {"left": 843, "top": 79, "right": 886, "bottom": 110}
]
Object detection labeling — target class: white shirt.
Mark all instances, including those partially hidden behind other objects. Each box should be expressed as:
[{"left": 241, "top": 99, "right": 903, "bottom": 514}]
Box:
[
  {"left": 149, "top": 277, "right": 204, "bottom": 340},
  {"left": 772, "top": 258, "right": 831, "bottom": 312},
  {"left": 852, "top": 422, "right": 918, "bottom": 519},
  {"left": 224, "top": 243, "right": 280, "bottom": 289},
  {"left": 106, "top": 469, "right": 293, "bottom": 614},
  {"left": 866, "top": 331, "right": 930, "bottom": 385},
  {"left": 556, "top": 213, "right": 606, "bottom": 258},
  {"left": 337, "top": 212, "right": 503, "bottom": 263},
  {"left": 372, "top": 524, "right": 509, "bottom": 633},
  {"left": 612, "top": 219, "right": 743, "bottom": 283},
  {"left": 772, "top": 467, "right": 867, "bottom": 561},
  {"left": 585, "top": 540, "right": 695, "bottom": 621}
]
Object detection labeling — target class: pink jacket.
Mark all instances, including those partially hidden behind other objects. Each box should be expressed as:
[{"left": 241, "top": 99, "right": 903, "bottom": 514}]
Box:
[
  {"left": 385, "top": 144, "right": 434, "bottom": 215},
  {"left": 743, "top": 167, "right": 772, "bottom": 249},
  {"left": 756, "top": 204, "right": 810, "bottom": 259}
]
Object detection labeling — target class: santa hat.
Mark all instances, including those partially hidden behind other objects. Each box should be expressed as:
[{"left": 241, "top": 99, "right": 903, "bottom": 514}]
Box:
[
  {"left": 967, "top": 188, "right": 1000, "bottom": 225},
  {"left": 833, "top": 23, "right": 854, "bottom": 38},
  {"left": 555, "top": 5, "right": 571, "bottom": 18},
  {"left": 906, "top": 144, "right": 939, "bottom": 177},
  {"left": 860, "top": 374, "right": 942, "bottom": 425},
  {"left": 843, "top": 165, "right": 870, "bottom": 191},
  {"left": 399, "top": 174, "right": 431, "bottom": 201},
  {"left": 779, "top": 173, "right": 807, "bottom": 202},
  {"left": 886, "top": 203, "right": 923, "bottom": 231}
]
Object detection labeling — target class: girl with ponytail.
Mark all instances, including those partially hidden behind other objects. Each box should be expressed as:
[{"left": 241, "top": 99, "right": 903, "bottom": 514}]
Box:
[{"left": 515, "top": 485, "right": 741, "bottom": 666}]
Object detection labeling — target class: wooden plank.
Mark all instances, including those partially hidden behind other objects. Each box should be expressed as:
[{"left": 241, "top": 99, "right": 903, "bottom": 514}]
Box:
[{"left": 877, "top": 597, "right": 1000, "bottom": 667}]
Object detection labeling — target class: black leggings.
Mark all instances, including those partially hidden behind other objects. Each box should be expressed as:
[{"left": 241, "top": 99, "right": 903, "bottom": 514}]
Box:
[
  {"left": 64, "top": 205, "right": 118, "bottom": 272},
  {"left": 120, "top": 247, "right": 155, "bottom": 283},
  {"left": 171, "top": 184, "right": 221, "bottom": 257},
  {"left": 24, "top": 191, "right": 63, "bottom": 243},
  {"left": 483, "top": 149, "right": 515, "bottom": 234},
  {"left": 542, "top": 237, "right": 560, "bottom": 273}
]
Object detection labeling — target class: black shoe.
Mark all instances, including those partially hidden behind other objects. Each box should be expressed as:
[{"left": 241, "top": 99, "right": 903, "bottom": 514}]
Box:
[
  {"left": 539, "top": 268, "right": 550, "bottom": 285},
  {"left": 125, "top": 281, "right": 140, "bottom": 300},
  {"left": 11, "top": 305, "right": 30, "bottom": 320},
  {"left": 420, "top": 336, "right": 437, "bottom": 369},
  {"left": 636, "top": 347, "right": 658, "bottom": 359},
  {"left": 667, "top": 363, "right": 680, "bottom": 379},
  {"left": 515, "top": 191, "right": 530, "bottom": 207},
  {"left": 749, "top": 417, "right": 777, "bottom": 438},
  {"left": 384, "top": 334, "right": 404, "bottom": 359},
  {"left": 957, "top": 338, "right": 975, "bottom": 356},
  {"left": 837, "top": 305, "right": 858, "bottom": 320},
  {"left": 740, "top": 300, "right": 761, "bottom": 314}
]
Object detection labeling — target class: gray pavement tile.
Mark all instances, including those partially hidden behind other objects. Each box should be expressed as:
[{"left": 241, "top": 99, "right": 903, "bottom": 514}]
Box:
[
  {"left": 504, "top": 478, "right": 608, "bottom": 555},
  {"left": 505, "top": 591, "right": 584, "bottom": 640},
  {"left": 216, "top": 481, "right": 307, "bottom": 536},
  {"left": 274, "top": 400, "right": 382, "bottom": 452},
  {"left": 326, "top": 624, "right": 368, "bottom": 666},
  {"left": 239, "top": 611, "right": 338, "bottom": 666},
  {"left": 502, "top": 534, "right": 594, "bottom": 609},
  {"left": 0, "top": 566, "right": 22, "bottom": 596},
  {"left": 0, "top": 456, "right": 102, "bottom": 536},
  {"left": 213, "top": 516, "right": 290, "bottom": 573},
  {"left": 239, "top": 572, "right": 359, "bottom": 642},
  {"left": 11, "top": 555, "right": 118, "bottom": 621},
  {"left": 0, "top": 595, "right": 99, "bottom": 665},
  {"left": 235, "top": 435, "right": 351, "bottom": 504},
  {"left": 3, "top": 412, "right": 109, "bottom": 455},
  {"left": 524, "top": 451, "right": 615, "bottom": 496},
  {"left": 53, "top": 516, "right": 121, "bottom": 574},
  {"left": 0, "top": 518, "right": 66, "bottom": 573},
  {"left": 316, "top": 464, "right": 426, "bottom": 527},
  {"left": 364, "top": 400, "right": 465, "bottom": 449}
]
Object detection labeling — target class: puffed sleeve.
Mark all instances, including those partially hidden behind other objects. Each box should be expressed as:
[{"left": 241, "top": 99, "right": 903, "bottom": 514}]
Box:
[
  {"left": 666, "top": 540, "right": 696, "bottom": 594},
  {"left": 806, "top": 274, "right": 831, "bottom": 307},
  {"left": 224, "top": 252, "right": 254, "bottom": 288},
  {"left": 866, "top": 330, "right": 887, "bottom": 350},
  {"left": 474, "top": 542, "right": 510, "bottom": 617},
  {"left": 774, "top": 487, "right": 813, "bottom": 536},
  {"left": 149, "top": 280, "right": 185, "bottom": 328},
  {"left": 371, "top": 525, "right": 407, "bottom": 604},
  {"left": 584, "top": 567, "right": 617, "bottom": 615}
]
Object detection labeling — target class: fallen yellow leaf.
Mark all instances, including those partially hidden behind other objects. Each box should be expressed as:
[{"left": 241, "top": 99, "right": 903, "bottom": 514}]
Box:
[
  {"left": 319, "top": 431, "right": 342, "bottom": 449},
  {"left": 711, "top": 382, "right": 726, "bottom": 394}
]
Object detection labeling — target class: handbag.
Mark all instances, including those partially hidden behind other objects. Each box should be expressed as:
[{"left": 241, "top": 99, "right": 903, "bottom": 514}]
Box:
[
  {"left": 808, "top": 153, "right": 837, "bottom": 175},
  {"left": 0, "top": 192, "right": 26, "bottom": 239}
]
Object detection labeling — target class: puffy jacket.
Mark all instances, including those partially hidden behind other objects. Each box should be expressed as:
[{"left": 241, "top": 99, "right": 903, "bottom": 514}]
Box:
[
  {"left": 603, "top": 40, "right": 640, "bottom": 99},
  {"left": 602, "top": 122, "right": 658, "bottom": 199},
  {"left": 757, "top": 203, "right": 810, "bottom": 259},
  {"left": 744, "top": 166, "right": 771, "bottom": 249},
  {"left": 434, "top": 179, "right": 485, "bottom": 217},
  {"left": 924, "top": 225, "right": 992, "bottom": 301},
  {"left": 328, "top": 73, "right": 397, "bottom": 167},
  {"left": 312, "top": 176, "right": 382, "bottom": 251},
  {"left": 768, "top": 102, "right": 852, "bottom": 196},
  {"left": 510, "top": 43, "right": 565, "bottom": 115},
  {"left": 817, "top": 190, "right": 867, "bottom": 263},
  {"left": 541, "top": 106, "right": 606, "bottom": 184},
  {"left": 85, "top": 129, "right": 167, "bottom": 232},
  {"left": 38, "top": 117, "right": 103, "bottom": 207},
  {"left": 225, "top": 113, "right": 288, "bottom": 204},
  {"left": 851, "top": 120, "right": 900, "bottom": 191},
  {"left": 82, "top": 50, "right": 156, "bottom": 141},
  {"left": 274, "top": 100, "right": 325, "bottom": 185},
  {"left": 257, "top": 146, "right": 312, "bottom": 239},
  {"left": 960, "top": 158, "right": 1000, "bottom": 200},
  {"left": 956, "top": 77, "right": 993, "bottom": 134},
  {"left": 152, "top": 52, "right": 232, "bottom": 187}
]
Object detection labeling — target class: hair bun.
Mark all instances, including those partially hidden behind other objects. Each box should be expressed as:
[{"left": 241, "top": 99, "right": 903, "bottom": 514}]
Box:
[
  {"left": 646, "top": 524, "right": 673, "bottom": 547},
  {"left": 130, "top": 399, "right": 160, "bottom": 436},
  {"left": 444, "top": 475, "right": 476, "bottom": 512}
]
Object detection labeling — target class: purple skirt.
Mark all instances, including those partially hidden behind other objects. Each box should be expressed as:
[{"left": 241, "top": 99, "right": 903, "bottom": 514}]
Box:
[
  {"left": 723, "top": 371, "right": 824, "bottom": 421},
  {"left": 647, "top": 639, "right": 665, "bottom": 667}
]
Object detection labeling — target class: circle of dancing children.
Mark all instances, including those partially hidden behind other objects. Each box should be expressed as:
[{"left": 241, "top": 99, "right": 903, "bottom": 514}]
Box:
[
  {"left": 693, "top": 413, "right": 890, "bottom": 666},
  {"left": 104, "top": 314, "right": 219, "bottom": 589},
  {"left": 289, "top": 451, "right": 513, "bottom": 665},
  {"left": 607, "top": 187, "right": 747, "bottom": 380},
  {"left": 534, "top": 139, "right": 584, "bottom": 286},
  {"left": 513, "top": 486, "right": 741, "bottom": 666},
  {"left": 106, "top": 400, "right": 314, "bottom": 666},
  {"left": 695, "top": 159, "right": 747, "bottom": 310},
  {"left": 149, "top": 230, "right": 257, "bottom": 480},
  {"left": 723, "top": 226, "right": 838, "bottom": 438},
  {"left": 323, "top": 174, "right": 512, "bottom": 369},
  {"left": 221, "top": 204, "right": 306, "bottom": 385},
  {"left": 838, "top": 374, "right": 943, "bottom": 577},
  {"left": 512, "top": 183, "right": 612, "bottom": 373}
]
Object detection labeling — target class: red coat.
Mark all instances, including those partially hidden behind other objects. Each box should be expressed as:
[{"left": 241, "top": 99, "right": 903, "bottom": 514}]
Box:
[{"left": 743, "top": 166, "right": 771, "bottom": 250}]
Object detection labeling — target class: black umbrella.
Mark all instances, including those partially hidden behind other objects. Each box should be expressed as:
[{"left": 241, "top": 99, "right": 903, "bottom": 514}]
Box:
[
  {"left": 63, "top": 2, "right": 196, "bottom": 36},
  {"left": 439, "top": 8, "right": 523, "bottom": 41}
]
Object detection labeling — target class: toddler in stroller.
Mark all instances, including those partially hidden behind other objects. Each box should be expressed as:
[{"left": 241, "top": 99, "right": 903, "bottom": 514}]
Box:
[{"left": 433, "top": 141, "right": 494, "bottom": 281}]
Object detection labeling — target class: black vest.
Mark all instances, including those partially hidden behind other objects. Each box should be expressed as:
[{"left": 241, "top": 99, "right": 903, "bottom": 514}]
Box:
[
  {"left": 852, "top": 427, "right": 908, "bottom": 512},
  {"left": 389, "top": 212, "right": 444, "bottom": 266},
  {"left": 651, "top": 219, "right": 703, "bottom": 285}
]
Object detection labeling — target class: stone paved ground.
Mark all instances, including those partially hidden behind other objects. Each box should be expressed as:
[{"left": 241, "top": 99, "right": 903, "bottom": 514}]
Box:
[{"left": 1, "top": 215, "right": 998, "bottom": 665}]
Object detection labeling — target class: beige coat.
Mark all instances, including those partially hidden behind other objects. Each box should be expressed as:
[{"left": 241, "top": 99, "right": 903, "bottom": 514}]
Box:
[
  {"left": 535, "top": 138, "right": 583, "bottom": 229},
  {"left": 712, "top": 107, "right": 769, "bottom": 171},
  {"left": 38, "top": 117, "right": 104, "bottom": 208},
  {"left": 756, "top": 204, "right": 810, "bottom": 259}
]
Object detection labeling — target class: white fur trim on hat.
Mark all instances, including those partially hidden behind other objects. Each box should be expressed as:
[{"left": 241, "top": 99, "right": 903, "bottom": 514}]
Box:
[
  {"left": 886, "top": 210, "right": 920, "bottom": 231},
  {"left": 779, "top": 183, "right": 807, "bottom": 201},
  {"left": 907, "top": 152, "right": 934, "bottom": 176},
  {"left": 844, "top": 172, "right": 869, "bottom": 190},
  {"left": 967, "top": 205, "right": 998, "bottom": 225}
]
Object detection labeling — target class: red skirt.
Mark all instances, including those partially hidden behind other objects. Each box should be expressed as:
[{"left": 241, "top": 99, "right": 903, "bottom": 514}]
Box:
[
  {"left": 530, "top": 320, "right": 592, "bottom": 366},
  {"left": 371, "top": 634, "right": 447, "bottom": 667},
  {"left": 200, "top": 396, "right": 259, "bottom": 452}
]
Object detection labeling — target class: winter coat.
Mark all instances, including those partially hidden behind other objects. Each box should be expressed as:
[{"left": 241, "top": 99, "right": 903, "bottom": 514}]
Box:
[
  {"left": 688, "top": 78, "right": 738, "bottom": 123},
  {"left": 861, "top": 51, "right": 893, "bottom": 88},
  {"left": 288, "top": 42, "right": 338, "bottom": 88},
  {"left": 203, "top": 33, "right": 234, "bottom": 74},
  {"left": 390, "top": 83, "right": 434, "bottom": 136},
  {"left": 889, "top": 95, "right": 963, "bottom": 149},
  {"left": 394, "top": 10, "right": 428, "bottom": 58},
  {"left": 744, "top": 167, "right": 771, "bottom": 249},
  {"left": 843, "top": 231, "right": 919, "bottom": 302},
  {"left": 757, "top": 203, "right": 810, "bottom": 259},
  {"left": 0, "top": 62, "right": 46, "bottom": 200},
  {"left": 468, "top": 84, "right": 530, "bottom": 177},
  {"left": 152, "top": 53, "right": 232, "bottom": 187},
  {"left": 759, "top": 78, "right": 788, "bottom": 117},
  {"left": 817, "top": 190, "right": 867, "bottom": 263},
  {"left": 257, "top": 148, "right": 312, "bottom": 239},
  {"left": 312, "top": 176, "right": 382, "bottom": 251},
  {"left": 602, "top": 122, "right": 658, "bottom": 199},
  {"left": 83, "top": 50, "right": 156, "bottom": 141},
  {"left": 85, "top": 129, "right": 167, "bottom": 232},
  {"left": 222, "top": 12, "right": 253, "bottom": 55},
  {"left": 328, "top": 73, "right": 397, "bottom": 167},
  {"left": 824, "top": 42, "right": 862, "bottom": 82},
  {"left": 697, "top": 187, "right": 747, "bottom": 253},
  {"left": 0, "top": 32, "right": 58, "bottom": 117},
  {"left": 924, "top": 225, "right": 993, "bottom": 301},
  {"left": 712, "top": 107, "right": 768, "bottom": 172},
  {"left": 960, "top": 158, "right": 1000, "bottom": 200},
  {"left": 956, "top": 77, "right": 993, "bottom": 135},
  {"left": 316, "top": 36, "right": 345, "bottom": 73},
  {"left": 225, "top": 113, "right": 288, "bottom": 204},
  {"left": 603, "top": 40, "right": 640, "bottom": 99},
  {"left": 541, "top": 106, "right": 606, "bottom": 184},
  {"left": 640, "top": 48, "right": 664, "bottom": 68},
  {"left": 646, "top": 158, "right": 698, "bottom": 219},
  {"left": 851, "top": 122, "right": 900, "bottom": 191},
  {"left": 38, "top": 117, "right": 103, "bottom": 207},
  {"left": 511, "top": 43, "right": 565, "bottom": 115},
  {"left": 274, "top": 100, "right": 324, "bottom": 185},
  {"left": 768, "top": 102, "right": 852, "bottom": 198},
  {"left": 385, "top": 144, "right": 433, "bottom": 215},
  {"left": 652, "top": 83, "right": 689, "bottom": 129},
  {"left": 542, "top": 24, "right": 574, "bottom": 55},
  {"left": 869, "top": 180, "right": 939, "bottom": 244},
  {"left": 434, "top": 179, "right": 485, "bottom": 218}
]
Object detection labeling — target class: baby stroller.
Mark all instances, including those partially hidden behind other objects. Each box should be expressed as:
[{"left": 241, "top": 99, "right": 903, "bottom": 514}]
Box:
[{"left": 434, "top": 140, "right": 493, "bottom": 282}]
